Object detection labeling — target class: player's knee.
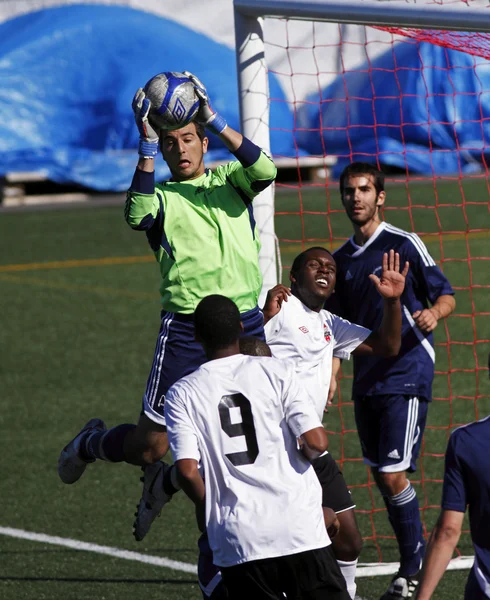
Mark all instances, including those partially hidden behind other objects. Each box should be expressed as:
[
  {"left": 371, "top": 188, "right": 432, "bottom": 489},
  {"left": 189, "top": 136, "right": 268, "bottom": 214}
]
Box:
[
  {"left": 140, "top": 433, "right": 169, "bottom": 463},
  {"left": 378, "top": 471, "right": 408, "bottom": 496},
  {"left": 124, "top": 427, "right": 169, "bottom": 464}
]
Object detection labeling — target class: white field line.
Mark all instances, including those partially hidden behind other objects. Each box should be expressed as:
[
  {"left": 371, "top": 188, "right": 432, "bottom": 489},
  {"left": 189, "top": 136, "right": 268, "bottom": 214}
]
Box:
[
  {"left": 0, "top": 526, "right": 197, "bottom": 574},
  {"left": 0, "top": 526, "right": 474, "bottom": 578}
]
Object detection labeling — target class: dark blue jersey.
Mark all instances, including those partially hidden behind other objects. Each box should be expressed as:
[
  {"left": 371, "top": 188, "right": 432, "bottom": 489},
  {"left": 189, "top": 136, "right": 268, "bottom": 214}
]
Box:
[
  {"left": 327, "top": 222, "right": 454, "bottom": 399},
  {"left": 442, "top": 417, "right": 490, "bottom": 595}
]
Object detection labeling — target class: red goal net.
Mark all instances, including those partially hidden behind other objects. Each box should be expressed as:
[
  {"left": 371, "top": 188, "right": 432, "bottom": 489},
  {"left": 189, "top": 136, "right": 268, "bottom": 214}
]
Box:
[{"left": 267, "top": 15, "right": 490, "bottom": 564}]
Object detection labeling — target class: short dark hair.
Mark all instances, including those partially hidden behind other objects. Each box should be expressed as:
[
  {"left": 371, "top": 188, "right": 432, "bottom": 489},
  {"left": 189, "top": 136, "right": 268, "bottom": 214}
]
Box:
[
  {"left": 339, "top": 162, "right": 385, "bottom": 196},
  {"left": 239, "top": 336, "right": 272, "bottom": 357},
  {"left": 159, "top": 121, "right": 206, "bottom": 143},
  {"left": 290, "top": 246, "right": 333, "bottom": 278},
  {"left": 194, "top": 122, "right": 206, "bottom": 141},
  {"left": 194, "top": 295, "right": 241, "bottom": 349}
]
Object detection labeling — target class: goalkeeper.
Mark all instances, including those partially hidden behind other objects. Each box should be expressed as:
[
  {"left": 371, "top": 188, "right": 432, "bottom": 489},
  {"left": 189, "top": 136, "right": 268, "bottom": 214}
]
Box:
[{"left": 58, "top": 72, "right": 277, "bottom": 542}]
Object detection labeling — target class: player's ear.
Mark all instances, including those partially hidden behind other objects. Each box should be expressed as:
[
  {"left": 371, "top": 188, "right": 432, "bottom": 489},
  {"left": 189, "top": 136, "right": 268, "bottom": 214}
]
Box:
[
  {"left": 289, "top": 271, "right": 296, "bottom": 284},
  {"left": 239, "top": 322, "right": 244, "bottom": 333},
  {"left": 202, "top": 136, "right": 209, "bottom": 154},
  {"left": 376, "top": 191, "right": 386, "bottom": 207}
]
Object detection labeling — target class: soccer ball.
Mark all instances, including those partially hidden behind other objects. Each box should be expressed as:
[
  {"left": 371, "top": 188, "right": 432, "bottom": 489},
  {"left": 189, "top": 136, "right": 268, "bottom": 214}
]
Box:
[{"left": 143, "top": 71, "right": 200, "bottom": 132}]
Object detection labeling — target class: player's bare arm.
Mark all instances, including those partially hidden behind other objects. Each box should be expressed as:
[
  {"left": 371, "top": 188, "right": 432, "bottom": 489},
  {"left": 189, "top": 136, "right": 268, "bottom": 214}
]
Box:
[
  {"left": 262, "top": 284, "right": 292, "bottom": 324},
  {"left": 412, "top": 294, "right": 456, "bottom": 333},
  {"left": 176, "top": 458, "right": 205, "bottom": 503},
  {"left": 415, "top": 509, "right": 464, "bottom": 599},
  {"left": 300, "top": 426, "right": 328, "bottom": 460},
  {"left": 325, "top": 356, "right": 342, "bottom": 413},
  {"left": 354, "top": 250, "right": 409, "bottom": 357}
]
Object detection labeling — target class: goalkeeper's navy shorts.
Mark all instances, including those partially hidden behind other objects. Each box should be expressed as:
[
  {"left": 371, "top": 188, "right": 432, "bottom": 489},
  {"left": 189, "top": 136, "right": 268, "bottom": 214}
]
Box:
[{"left": 142, "top": 305, "right": 265, "bottom": 426}]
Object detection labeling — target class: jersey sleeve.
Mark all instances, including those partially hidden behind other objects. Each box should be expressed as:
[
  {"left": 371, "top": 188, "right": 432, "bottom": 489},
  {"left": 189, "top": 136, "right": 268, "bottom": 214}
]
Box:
[
  {"left": 330, "top": 313, "right": 371, "bottom": 360},
  {"left": 224, "top": 148, "right": 277, "bottom": 201},
  {"left": 164, "top": 385, "right": 201, "bottom": 463},
  {"left": 441, "top": 429, "right": 467, "bottom": 513},
  {"left": 281, "top": 364, "right": 323, "bottom": 438},
  {"left": 403, "top": 234, "right": 454, "bottom": 304},
  {"left": 124, "top": 185, "right": 163, "bottom": 231}
]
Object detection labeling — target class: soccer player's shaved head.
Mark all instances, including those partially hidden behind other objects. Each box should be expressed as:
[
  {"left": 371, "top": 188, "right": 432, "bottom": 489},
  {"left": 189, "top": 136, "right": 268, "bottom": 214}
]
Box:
[{"left": 195, "top": 295, "right": 242, "bottom": 350}]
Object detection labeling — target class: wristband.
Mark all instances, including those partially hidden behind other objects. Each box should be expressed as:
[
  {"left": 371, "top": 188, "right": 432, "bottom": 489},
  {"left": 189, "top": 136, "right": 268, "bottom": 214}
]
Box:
[
  {"left": 207, "top": 113, "right": 227, "bottom": 135},
  {"left": 138, "top": 140, "right": 159, "bottom": 158}
]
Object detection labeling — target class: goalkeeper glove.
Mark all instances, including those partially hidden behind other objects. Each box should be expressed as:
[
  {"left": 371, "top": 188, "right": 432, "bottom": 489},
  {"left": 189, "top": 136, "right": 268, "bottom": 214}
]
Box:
[
  {"left": 132, "top": 88, "right": 159, "bottom": 158},
  {"left": 183, "top": 71, "right": 227, "bottom": 135}
]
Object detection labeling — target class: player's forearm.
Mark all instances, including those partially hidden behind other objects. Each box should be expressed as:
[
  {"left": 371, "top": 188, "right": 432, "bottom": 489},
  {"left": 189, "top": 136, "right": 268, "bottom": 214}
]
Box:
[
  {"left": 136, "top": 157, "right": 156, "bottom": 173},
  {"left": 431, "top": 294, "right": 456, "bottom": 320},
  {"left": 416, "top": 524, "right": 461, "bottom": 599},
  {"left": 217, "top": 125, "right": 244, "bottom": 153},
  {"left": 331, "top": 357, "right": 341, "bottom": 379},
  {"left": 176, "top": 459, "right": 205, "bottom": 506},
  {"left": 365, "top": 298, "right": 402, "bottom": 357}
]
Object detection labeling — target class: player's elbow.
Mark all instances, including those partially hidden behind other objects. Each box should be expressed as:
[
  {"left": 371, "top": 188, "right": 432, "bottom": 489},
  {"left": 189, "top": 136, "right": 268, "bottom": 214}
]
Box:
[
  {"left": 301, "top": 427, "right": 328, "bottom": 459},
  {"left": 176, "top": 458, "right": 200, "bottom": 481}
]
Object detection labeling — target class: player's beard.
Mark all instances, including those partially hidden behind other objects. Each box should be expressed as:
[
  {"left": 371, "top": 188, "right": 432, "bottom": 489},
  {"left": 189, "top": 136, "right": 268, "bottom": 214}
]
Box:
[{"left": 347, "top": 202, "right": 379, "bottom": 227}]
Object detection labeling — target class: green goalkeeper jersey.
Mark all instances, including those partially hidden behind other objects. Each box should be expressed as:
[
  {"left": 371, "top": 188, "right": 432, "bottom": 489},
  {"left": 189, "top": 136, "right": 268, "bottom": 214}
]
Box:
[{"left": 125, "top": 150, "right": 276, "bottom": 314}]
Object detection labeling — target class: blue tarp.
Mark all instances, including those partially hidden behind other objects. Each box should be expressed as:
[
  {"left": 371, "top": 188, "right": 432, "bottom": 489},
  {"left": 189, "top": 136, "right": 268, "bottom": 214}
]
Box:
[
  {"left": 0, "top": 4, "right": 295, "bottom": 191},
  {"left": 296, "top": 41, "right": 490, "bottom": 176}
]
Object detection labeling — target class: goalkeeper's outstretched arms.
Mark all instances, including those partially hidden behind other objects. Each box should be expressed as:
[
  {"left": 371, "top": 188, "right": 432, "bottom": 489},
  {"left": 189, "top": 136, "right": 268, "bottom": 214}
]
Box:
[{"left": 184, "top": 70, "right": 277, "bottom": 197}]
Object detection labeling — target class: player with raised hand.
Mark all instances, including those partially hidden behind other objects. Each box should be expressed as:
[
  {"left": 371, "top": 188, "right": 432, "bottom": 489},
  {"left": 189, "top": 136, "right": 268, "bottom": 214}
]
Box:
[
  {"left": 58, "top": 71, "right": 277, "bottom": 556},
  {"left": 327, "top": 162, "right": 456, "bottom": 600},
  {"left": 262, "top": 246, "right": 409, "bottom": 600}
]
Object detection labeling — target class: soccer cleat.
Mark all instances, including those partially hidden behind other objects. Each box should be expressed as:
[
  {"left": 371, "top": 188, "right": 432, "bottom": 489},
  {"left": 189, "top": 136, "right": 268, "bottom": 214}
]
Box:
[
  {"left": 133, "top": 461, "right": 173, "bottom": 542},
  {"left": 380, "top": 573, "right": 419, "bottom": 599},
  {"left": 57, "top": 418, "right": 106, "bottom": 484}
]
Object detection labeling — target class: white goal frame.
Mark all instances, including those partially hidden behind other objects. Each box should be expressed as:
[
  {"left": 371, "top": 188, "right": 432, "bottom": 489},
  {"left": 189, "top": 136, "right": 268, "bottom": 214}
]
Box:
[{"left": 233, "top": 0, "right": 490, "bottom": 303}]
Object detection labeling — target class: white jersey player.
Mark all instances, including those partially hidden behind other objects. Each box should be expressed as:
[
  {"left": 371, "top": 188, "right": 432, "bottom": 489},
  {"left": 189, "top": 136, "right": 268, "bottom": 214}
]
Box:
[
  {"left": 262, "top": 246, "right": 409, "bottom": 599},
  {"left": 164, "top": 294, "right": 350, "bottom": 600}
]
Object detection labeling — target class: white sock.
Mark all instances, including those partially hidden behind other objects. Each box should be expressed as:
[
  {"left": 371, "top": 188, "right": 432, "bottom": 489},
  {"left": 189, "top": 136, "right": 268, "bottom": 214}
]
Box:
[{"left": 337, "top": 559, "right": 358, "bottom": 599}]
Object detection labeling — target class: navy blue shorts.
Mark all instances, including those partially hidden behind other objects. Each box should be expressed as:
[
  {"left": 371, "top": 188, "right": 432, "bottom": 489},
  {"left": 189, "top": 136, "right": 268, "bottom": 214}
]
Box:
[
  {"left": 142, "top": 306, "right": 264, "bottom": 426},
  {"left": 354, "top": 394, "right": 429, "bottom": 473},
  {"left": 465, "top": 565, "right": 490, "bottom": 600},
  {"left": 198, "top": 533, "right": 227, "bottom": 600}
]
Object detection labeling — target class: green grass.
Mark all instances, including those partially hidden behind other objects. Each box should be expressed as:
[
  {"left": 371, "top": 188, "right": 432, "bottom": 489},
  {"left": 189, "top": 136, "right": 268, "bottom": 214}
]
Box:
[{"left": 0, "top": 179, "right": 489, "bottom": 599}]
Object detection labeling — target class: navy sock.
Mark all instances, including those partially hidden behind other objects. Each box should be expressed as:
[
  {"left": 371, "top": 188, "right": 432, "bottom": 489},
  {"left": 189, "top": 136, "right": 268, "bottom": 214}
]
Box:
[
  {"left": 82, "top": 424, "right": 136, "bottom": 463},
  {"left": 386, "top": 484, "right": 425, "bottom": 577}
]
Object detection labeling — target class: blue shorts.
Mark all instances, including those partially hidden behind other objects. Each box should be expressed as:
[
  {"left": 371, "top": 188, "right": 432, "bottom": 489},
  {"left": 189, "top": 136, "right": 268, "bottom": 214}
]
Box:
[
  {"left": 354, "top": 394, "right": 429, "bottom": 473},
  {"left": 142, "top": 306, "right": 265, "bottom": 426},
  {"left": 465, "top": 565, "right": 490, "bottom": 600},
  {"left": 198, "top": 533, "right": 227, "bottom": 600}
]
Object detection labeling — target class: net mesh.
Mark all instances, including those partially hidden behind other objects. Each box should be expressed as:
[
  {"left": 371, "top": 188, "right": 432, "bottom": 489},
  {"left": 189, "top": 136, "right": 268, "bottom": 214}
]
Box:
[{"left": 267, "top": 15, "right": 490, "bottom": 563}]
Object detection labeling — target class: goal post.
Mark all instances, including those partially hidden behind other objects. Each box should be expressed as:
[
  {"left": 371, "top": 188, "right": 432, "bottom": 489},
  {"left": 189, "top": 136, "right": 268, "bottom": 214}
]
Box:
[
  {"left": 234, "top": 0, "right": 490, "bottom": 571},
  {"left": 234, "top": 0, "right": 490, "bottom": 306}
]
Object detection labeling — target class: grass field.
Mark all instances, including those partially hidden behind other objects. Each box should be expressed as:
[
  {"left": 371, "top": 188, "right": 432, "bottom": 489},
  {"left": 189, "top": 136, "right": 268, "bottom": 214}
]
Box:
[{"left": 0, "top": 178, "right": 489, "bottom": 600}]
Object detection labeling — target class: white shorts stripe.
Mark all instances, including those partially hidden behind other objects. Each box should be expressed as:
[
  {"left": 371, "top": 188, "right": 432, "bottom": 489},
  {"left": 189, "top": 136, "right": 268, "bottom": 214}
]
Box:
[{"left": 146, "top": 312, "right": 174, "bottom": 405}]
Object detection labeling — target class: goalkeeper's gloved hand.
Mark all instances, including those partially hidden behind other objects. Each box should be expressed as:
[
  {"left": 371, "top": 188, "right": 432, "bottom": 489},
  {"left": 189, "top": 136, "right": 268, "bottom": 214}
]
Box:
[
  {"left": 132, "top": 88, "right": 159, "bottom": 158},
  {"left": 183, "top": 71, "right": 227, "bottom": 135}
]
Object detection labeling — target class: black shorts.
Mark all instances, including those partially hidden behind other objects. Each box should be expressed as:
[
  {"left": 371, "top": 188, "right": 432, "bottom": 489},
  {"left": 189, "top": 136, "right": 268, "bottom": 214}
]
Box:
[
  {"left": 311, "top": 453, "right": 355, "bottom": 514},
  {"left": 220, "top": 545, "right": 350, "bottom": 600}
]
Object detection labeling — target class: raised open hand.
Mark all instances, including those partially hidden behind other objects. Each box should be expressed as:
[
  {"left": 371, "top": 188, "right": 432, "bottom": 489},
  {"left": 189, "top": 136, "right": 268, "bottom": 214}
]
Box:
[{"left": 369, "top": 250, "right": 409, "bottom": 300}]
